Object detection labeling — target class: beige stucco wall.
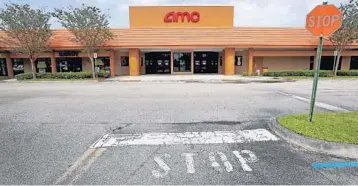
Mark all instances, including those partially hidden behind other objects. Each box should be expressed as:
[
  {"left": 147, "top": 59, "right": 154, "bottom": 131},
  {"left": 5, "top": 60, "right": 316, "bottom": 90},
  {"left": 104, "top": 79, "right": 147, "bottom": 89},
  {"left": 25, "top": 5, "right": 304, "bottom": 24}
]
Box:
[
  {"left": 23, "top": 58, "right": 31, "bottom": 73},
  {"left": 341, "top": 56, "right": 350, "bottom": 70},
  {"left": 82, "top": 58, "right": 92, "bottom": 72},
  {"left": 114, "top": 51, "right": 130, "bottom": 76},
  {"left": 263, "top": 56, "right": 310, "bottom": 71}
]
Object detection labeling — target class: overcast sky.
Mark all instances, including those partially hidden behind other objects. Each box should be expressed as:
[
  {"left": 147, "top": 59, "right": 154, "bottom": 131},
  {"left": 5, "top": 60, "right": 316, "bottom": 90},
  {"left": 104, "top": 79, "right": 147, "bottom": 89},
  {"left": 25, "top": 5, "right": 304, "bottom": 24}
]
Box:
[{"left": 0, "top": 0, "right": 349, "bottom": 28}]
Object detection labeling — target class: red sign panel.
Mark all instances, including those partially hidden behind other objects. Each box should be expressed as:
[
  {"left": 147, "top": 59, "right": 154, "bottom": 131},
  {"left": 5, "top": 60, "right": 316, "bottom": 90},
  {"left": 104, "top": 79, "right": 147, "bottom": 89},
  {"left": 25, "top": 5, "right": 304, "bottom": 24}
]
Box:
[
  {"left": 305, "top": 4, "right": 342, "bottom": 36},
  {"left": 164, "top": 11, "right": 200, "bottom": 23}
]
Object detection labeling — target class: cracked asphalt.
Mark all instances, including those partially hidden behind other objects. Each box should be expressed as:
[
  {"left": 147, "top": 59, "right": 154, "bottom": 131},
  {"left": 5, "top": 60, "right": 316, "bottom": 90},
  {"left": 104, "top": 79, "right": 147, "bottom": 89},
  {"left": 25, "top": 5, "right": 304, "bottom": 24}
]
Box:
[{"left": 0, "top": 79, "right": 357, "bottom": 185}]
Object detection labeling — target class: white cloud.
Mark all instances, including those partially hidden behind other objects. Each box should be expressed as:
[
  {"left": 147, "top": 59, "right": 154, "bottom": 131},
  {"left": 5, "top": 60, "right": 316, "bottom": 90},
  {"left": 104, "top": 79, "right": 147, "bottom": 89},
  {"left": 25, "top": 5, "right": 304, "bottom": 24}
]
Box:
[{"left": 1, "top": 0, "right": 350, "bottom": 28}]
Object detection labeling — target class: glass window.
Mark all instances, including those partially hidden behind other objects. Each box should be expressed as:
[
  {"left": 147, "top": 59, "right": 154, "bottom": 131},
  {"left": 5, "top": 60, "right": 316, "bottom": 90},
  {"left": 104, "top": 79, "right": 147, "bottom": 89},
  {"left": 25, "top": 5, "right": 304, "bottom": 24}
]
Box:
[
  {"left": 12, "top": 59, "right": 24, "bottom": 75},
  {"left": 56, "top": 58, "right": 82, "bottom": 72},
  {"left": 36, "top": 58, "right": 52, "bottom": 73},
  {"left": 350, "top": 56, "right": 358, "bottom": 70},
  {"left": 235, "top": 56, "right": 242, "bottom": 66},
  {"left": 95, "top": 57, "right": 110, "bottom": 73},
  {"left": 121, "top": 56, "right": 129, "bottom": 66},
  {"left": 0, "top": 58, "right": 7, "bottom": 76},
  {"left": 173, "top": 52, "right": 191, "bottom": 72}
]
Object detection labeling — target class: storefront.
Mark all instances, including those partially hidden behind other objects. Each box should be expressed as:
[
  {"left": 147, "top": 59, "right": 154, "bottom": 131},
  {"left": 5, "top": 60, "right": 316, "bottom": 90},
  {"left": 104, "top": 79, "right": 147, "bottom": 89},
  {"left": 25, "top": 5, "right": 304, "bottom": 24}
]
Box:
[{"left": 0, "top": 5, "right": 358, "bottom": 78}]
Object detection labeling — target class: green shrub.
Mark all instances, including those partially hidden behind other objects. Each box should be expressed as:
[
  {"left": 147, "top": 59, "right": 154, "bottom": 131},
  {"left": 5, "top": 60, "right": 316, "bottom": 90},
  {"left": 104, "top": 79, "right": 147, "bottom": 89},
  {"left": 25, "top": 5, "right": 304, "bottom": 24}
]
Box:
[
  {"left": 263, "top": 70, "right": 332, "bottom": 77},
  {"left": 336, "top": 70, "right": 358, "bottom": 76},
  {"left": 97, "top": 71, "right": 110, "bottom": 78},
  {"left": 15, "top": 71, "right": 110, "bottom": 80},
  {"left": 15, "top": 73, "right": 34, "bottom": 80}
]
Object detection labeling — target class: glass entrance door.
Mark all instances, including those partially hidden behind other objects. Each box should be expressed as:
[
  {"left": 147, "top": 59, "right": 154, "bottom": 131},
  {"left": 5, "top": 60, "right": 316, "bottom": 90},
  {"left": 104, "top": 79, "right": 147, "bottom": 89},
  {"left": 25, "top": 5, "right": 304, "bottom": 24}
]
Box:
[
  {"left": 194, "top": 52, "right": 219, "bottom": 73},
  {"left": 173, "top": 52, "right": 191, "bottom": 72},
  {"left": 0, "top": 59, "right": 7, "bottom": 76},
  {"left": 145, "top": 52, "right": 171, "bottom": 74}
]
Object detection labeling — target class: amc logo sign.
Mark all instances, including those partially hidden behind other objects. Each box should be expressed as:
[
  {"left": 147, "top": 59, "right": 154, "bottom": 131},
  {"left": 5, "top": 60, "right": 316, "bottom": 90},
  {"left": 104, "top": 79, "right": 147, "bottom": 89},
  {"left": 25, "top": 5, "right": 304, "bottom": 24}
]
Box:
[{"left": 164, "top": 11, "right": 200, "bottom": 23}]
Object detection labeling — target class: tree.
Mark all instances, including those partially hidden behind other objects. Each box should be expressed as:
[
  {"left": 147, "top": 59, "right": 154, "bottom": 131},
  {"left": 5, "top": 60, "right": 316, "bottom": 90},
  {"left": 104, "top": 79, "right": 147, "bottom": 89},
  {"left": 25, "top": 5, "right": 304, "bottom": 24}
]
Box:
[
  {"left": 52, "top": 4, "right": 113, "bottom": 79},
  {"left": 0, "top": 3, "right": 52, "bottom": 79},
  {"left": 329, "top": 0, "right": 358, "bottom": 76}
]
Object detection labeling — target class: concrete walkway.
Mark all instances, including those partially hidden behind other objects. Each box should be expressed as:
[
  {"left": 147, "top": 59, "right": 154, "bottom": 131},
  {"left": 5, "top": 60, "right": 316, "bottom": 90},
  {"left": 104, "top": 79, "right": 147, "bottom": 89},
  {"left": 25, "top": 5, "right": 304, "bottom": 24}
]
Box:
[{"left": 105, "top": 74, "right": 290, "bottom": 83}]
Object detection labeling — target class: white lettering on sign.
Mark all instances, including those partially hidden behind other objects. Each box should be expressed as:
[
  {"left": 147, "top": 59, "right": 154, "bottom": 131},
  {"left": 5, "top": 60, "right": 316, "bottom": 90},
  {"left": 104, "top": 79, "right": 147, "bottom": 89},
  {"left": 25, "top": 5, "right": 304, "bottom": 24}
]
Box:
[
  {"left": 152, "top": 150, "right": 259, "bottom": 178},
  {"left": 181, "top": 153, "right": 197, "bottom": 174},
  {"left": 308, "top": 15, "right": 340, "bottom": 28},
  {"left": 152, "top": 153, "right": 171, "bottom": 178}
]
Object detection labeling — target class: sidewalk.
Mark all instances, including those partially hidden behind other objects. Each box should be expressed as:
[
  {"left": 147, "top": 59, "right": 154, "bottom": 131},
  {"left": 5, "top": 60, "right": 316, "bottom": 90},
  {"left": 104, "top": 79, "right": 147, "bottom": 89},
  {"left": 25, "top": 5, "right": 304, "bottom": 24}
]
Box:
[{"left": 105, "top": 75, "right": 293, "bottom": 83}]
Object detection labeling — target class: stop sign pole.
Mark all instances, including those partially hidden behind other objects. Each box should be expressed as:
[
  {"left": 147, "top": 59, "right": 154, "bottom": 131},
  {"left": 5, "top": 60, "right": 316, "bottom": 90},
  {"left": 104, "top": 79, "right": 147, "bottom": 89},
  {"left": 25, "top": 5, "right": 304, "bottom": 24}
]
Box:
[{"left": 306, "top": 3, "right": 342, "bottom": 122}]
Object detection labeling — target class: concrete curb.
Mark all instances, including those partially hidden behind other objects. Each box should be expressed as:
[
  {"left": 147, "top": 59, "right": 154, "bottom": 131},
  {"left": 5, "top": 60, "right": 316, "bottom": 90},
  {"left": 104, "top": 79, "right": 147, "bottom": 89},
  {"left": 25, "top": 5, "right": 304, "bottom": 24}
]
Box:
[
  {"left": 268, "top": 117, "right": 358, "bottom": 159},
  {"left": 105, "top": 79, "right": 295, "bottom": 84}
]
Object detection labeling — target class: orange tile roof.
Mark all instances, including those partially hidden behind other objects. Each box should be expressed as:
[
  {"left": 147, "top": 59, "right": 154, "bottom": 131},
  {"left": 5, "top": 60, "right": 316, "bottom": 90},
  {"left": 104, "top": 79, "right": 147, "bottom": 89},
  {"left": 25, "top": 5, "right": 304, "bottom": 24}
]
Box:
[{"left": 1, "top": 27, "right": 358, "bottom": 49}]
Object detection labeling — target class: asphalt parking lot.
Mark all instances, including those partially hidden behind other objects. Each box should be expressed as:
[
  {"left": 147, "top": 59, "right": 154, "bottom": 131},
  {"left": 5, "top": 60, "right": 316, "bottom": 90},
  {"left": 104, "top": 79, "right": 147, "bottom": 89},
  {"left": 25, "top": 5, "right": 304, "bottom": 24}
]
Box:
[{"left": 0, "top": 79, "right": 357, "bottom": 184}]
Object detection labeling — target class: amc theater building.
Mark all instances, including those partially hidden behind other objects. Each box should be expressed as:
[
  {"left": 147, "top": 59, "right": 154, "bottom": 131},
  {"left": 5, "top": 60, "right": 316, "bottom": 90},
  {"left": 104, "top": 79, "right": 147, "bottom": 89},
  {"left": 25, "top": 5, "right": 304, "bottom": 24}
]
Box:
[{"left": 1, "top": 5, "right": 358, "bottom": 78}]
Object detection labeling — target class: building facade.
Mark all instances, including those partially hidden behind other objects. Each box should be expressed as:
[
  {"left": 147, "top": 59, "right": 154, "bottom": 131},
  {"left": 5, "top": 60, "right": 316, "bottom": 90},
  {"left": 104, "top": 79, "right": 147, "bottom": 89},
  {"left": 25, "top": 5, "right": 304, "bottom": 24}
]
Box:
[{"left": 1, "top": 5, "right": 358, "bottom": 78}]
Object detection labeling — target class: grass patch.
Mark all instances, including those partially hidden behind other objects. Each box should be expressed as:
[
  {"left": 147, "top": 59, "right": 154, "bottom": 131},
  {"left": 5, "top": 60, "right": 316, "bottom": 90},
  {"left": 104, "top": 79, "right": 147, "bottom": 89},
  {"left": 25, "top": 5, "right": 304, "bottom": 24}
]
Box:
[
  {"left": 19, "top": 78, "right": 99, "bottom": 82},
  {"left": 278, "top": 112, "right": 358, "bottom": 144}
]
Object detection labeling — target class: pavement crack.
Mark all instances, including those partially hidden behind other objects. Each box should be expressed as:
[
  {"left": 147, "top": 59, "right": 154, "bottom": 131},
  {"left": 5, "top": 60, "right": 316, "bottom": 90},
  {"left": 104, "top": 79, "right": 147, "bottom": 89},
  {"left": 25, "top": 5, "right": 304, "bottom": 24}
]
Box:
[
  {"left": 111, "top": 123, "right": 135, "bottom": 132},
  {"left": 124, "top": 146, "right": 161, "bottom": 184}
]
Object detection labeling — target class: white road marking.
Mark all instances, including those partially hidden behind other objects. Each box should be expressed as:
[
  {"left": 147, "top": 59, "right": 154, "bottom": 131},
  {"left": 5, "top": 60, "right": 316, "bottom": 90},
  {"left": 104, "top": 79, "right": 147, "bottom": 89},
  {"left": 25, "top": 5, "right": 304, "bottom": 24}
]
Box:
[
  {"left": 241, "top": 150, "right": 258, "bottom": 163},
  {"left": 233, "top": 150, "right": 252, "bottom": 172},
  {"left": 152, "top": 154, "right": 171, "bottom": 178},
  {"left": 90, "top": 134, "right": 109, "bottom": 148},
  {"left": 217, "top": 151, "right": 233, "bottom": 172},
  {"left": 91, "top": 129, "right": 279, "bottom": 147},
  {"left": 277, "top": 91, "right": 348, "bottom": 112},
  {"left": 181, "top": 153, "right": 197, "bottom": 174},
  {"left": 209, "top": 152, "right": 223, "bottom": 172}
]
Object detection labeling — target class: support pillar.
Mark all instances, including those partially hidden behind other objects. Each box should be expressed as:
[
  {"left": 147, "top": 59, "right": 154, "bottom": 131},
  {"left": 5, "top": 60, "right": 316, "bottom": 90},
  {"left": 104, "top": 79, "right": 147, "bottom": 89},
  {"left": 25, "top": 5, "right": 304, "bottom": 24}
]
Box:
[
  {"left": 51, "top": 51, "right": 57, "bottom": 73},
  {"left": 109, "top": 50, "right": 116, "bottom": 77},
  {"left": 248, "top": 49, "right": 254, "bottom": 75},
  {"left": 224, "top": 48, "right": 235, "bottom": 75},
  {"left": 129, "top": 48, "right": 140, "bottom": 76},
  {"left": 5, "top": 53, "right": 14, "bottom": 78}
]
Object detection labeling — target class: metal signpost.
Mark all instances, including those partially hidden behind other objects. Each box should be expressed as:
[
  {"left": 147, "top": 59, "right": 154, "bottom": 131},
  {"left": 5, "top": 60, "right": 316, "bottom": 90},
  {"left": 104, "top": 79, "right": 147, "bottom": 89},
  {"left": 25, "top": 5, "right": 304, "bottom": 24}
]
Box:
[{"left": 305, "top": 4, "right": 342, "bottom": 122}]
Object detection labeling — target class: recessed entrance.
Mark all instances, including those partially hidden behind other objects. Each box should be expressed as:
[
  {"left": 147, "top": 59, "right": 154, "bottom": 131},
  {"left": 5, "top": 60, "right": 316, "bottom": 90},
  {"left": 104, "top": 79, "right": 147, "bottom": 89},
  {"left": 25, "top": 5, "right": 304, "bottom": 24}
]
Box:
[
  {"left": 194, "top": 52, "right": 219, "bottom": 73},
  {"left": 145, "top": 52, "right": 171, "bottom": 74}
]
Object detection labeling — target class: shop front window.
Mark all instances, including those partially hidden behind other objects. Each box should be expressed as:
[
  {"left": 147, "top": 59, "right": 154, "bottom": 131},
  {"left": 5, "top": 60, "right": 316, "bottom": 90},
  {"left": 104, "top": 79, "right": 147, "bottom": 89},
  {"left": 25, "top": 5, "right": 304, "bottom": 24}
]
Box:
[
  {"left": 173, "top": 52, "right": 191, "bottom": 72},
  {"left": 56, "top": 58, "right": 82, "bottom": 72},
  {"left": 95, "top": 57, "right": 110, "bottom": 73},
  {"left": 36, "top": 58, "right": 52, "bottom": 73},
  {"left": 12, "top": 59, "right": 24, "bottom": 75},
  {"left": 0, "top": 58, "right": 7, "bottom": 76},
  {"left": 121, "top": 56, "right": 129, "bottom": 66}
]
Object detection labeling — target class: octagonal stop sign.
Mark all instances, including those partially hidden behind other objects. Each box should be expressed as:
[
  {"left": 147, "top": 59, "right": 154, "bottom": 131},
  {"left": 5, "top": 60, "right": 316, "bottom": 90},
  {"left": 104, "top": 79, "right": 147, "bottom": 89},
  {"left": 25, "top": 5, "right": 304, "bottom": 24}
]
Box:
[{"left": 306, "top": 4, "right": 342, "bottom": 36}]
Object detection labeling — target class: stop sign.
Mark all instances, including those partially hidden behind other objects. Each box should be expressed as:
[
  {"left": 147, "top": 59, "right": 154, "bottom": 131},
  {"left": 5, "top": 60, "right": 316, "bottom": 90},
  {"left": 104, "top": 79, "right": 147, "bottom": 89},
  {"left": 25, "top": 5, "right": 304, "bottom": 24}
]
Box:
[{"left": 306, "top": 4, "right": 342, "bottom": 36}]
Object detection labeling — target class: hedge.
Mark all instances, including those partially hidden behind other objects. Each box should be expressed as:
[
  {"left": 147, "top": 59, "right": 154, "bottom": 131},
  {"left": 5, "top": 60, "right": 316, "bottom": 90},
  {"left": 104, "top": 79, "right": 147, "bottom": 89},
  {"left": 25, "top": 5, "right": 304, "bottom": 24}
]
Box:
[
  {"left": 263, "top": 70, "right": 332, "bottom": 77},
  {"left": 15, "top": 71, "right": 110, "bottom": 80},
  {"left": 336, "top": 70, "right": 358, "bottom": 76}
]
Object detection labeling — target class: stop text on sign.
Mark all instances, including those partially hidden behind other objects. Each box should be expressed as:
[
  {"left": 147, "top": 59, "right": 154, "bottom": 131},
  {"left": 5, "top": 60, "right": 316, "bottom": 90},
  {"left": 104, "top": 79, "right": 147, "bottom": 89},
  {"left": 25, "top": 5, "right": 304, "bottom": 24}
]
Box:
[
  {"left": 164, "top": 11, "right": 200, "bottom": 23},
  {"left": 305, "top": 4, "right": 342, "bottom": 36},
  {"left": 307, "top": 15, "right": 341, "bottom": 28}
]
